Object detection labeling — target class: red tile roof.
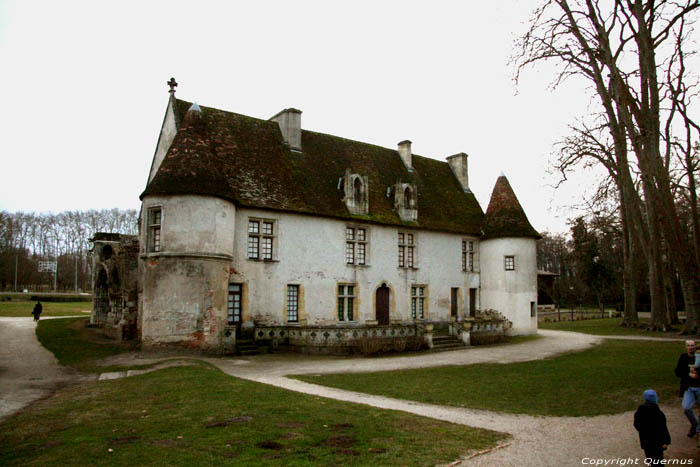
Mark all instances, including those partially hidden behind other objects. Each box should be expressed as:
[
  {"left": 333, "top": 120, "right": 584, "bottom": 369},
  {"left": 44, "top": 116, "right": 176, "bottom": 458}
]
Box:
[{"left": 482, "top": 175, "right": 540, "bottom": 239}]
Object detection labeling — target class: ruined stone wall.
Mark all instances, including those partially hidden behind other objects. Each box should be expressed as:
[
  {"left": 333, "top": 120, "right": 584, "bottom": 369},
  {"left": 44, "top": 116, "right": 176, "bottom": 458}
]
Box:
[{"left": 90, "top": 233, "right": 139, "bottom": 340}]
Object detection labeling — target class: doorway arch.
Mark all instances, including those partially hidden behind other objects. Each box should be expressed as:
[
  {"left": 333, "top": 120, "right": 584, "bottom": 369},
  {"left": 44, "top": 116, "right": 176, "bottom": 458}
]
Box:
[{"left": 375, "top": 283, "right": 391, "bottom": 325}]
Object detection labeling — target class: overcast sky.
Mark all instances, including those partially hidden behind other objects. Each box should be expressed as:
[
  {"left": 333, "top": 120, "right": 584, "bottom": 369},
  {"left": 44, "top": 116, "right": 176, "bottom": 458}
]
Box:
[{"left": 0, "top": 1, "right": 612, "bottom": 234}]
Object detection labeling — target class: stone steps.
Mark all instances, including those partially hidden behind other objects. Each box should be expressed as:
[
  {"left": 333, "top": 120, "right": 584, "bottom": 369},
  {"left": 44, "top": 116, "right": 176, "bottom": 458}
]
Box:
[
  {"left": 236, "top": 339, "right": 264, "bottom": 356},
  {"left": 430, "top": 334, "right": 466, "bottom": 352}
]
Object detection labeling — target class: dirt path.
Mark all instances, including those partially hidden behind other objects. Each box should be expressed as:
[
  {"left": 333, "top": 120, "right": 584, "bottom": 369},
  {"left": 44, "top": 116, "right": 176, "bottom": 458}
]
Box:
[{"left": 0, "top": 317, "right": 80, "bottom": 421}]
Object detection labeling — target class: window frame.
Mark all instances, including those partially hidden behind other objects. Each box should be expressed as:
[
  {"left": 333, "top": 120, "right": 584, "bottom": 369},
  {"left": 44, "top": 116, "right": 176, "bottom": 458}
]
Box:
[
  {"left": 247, "top": 218, "right": 277, "bottom": 261},
  {"left": 147, "top": 207, "right": 162, "bottom": 253},
  {"left": 462, "top": 240, "right": 474, "bottom": 272},
  {"left": 411, "top": 285, "right": 426, "bottom": 320},
  {"left": 504, "top": 255, "right": 515, "bottom": 271},
  {"left": 337, "top": 283, "right": 356, "bottom": 322},
  {"left": 227, "top": 283, "right": 242, "bottom": 325},
  {"left": 345, "top": 226, "right": 368, "bottom": 266},
  {"left": 287, "top": 284, "right": 299, "bottom": 323},
  {"left": 398, "top": 232, "right": 415, "bottom": 268}
]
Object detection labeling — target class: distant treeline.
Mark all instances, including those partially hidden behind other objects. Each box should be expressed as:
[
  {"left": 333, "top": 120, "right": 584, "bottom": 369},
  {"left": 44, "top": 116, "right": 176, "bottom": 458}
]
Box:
[{"left": 0, "top": 209, "right": 138, "bottom": 291}]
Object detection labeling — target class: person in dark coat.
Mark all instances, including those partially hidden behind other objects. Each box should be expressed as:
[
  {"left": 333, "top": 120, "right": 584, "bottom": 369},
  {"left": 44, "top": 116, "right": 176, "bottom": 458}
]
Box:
[
  {"left": 676, "top": 340, "right": 700, "bottom": 437},
  {"left": 634, "top": 389, "right": 671, "bottom": 461},
  {"left": 32, "top": 301, "right": 42, "bottom": 321}
]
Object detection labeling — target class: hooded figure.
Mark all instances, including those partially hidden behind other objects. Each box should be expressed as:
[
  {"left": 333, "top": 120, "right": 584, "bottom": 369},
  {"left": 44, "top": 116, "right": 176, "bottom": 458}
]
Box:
[
  {"left": 633, "top": 389, "right": 671, "bottom": 461},
  {"left": 32, "top": 301, "right": 42, "bottom": 321}
]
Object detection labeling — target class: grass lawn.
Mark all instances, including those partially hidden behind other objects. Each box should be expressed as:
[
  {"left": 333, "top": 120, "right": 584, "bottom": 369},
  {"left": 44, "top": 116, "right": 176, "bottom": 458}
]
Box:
[
  {"left": 295, "top": 339, "right": 681, "bottom": 417},
  {"left": 36, "top": 317, "right": 137, "bottom": 373},
  {"left": 539, "top": 317, "right": 679, "bottom": 337},
  {"left": 0, "top": 300, "right": 90, "bottom": 317},
  {"left": 0, "top": 364, "right": 506, "bottom": 466}
]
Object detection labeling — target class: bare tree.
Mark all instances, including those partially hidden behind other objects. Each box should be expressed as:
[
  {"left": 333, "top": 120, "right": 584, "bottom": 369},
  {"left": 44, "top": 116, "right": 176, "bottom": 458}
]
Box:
[{"left": 516, "top": 0, "right": 700, "bottom": 332}]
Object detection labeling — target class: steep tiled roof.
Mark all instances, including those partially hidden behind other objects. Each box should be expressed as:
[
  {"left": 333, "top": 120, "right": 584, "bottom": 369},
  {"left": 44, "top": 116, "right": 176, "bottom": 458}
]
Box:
[
  {"left": 141, "top": 99, "right": 485, "bottom": 235},
  {"left": 482, "top": 175, "right": 540, "bottom": 239}
]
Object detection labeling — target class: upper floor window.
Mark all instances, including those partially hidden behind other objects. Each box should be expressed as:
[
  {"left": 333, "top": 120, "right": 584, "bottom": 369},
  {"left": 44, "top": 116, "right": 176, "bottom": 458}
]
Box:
[
  {"left": 505, "top": 255, "right": 515, "bottom": 271},
  {"left": 398, "top": 232, "right": 415, "bottom": 268},
  {"left": 403, "top": 186, "right": 412, "bottom": 209},
  {"left": 248, "top": 219, "right": 275, "bottom": 260},
  {"left": 411, "top": 286, "right": 425, "bottom": 319},
  {"left": 346, "top": 227, "right": 367, "bottom": 265},
  {"left": 287, "top": 284, "right": 299, "bottom": 322},
  {"left": 147, "top": 207, "right": 162, "bottom": 253},
  {"left": 338, "top": 284, "right": 356, "bottom": 321},
  {"left": 462, "top": 240, "right": 474, "bottom": 272}
]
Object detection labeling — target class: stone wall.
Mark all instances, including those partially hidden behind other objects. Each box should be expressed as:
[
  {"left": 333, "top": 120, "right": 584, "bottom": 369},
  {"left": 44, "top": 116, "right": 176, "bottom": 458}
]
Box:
[
  {"left": 254, "top": 323, "right": 421, "bottom": 354},
  {"left": 90, "top": 233, "right": 139, "bottom": 340}
]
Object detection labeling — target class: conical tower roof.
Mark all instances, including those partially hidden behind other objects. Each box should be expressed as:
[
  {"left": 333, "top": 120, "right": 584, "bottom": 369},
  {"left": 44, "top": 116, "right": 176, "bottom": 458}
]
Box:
[{"left": 481, "top": 175, "right": 540, "bottom": 239}]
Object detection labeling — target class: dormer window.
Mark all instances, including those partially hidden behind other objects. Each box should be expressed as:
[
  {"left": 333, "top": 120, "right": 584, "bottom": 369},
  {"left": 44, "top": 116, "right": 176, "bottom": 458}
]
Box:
[
  {"left": 403, "top": 186, "right": 412, "bottom": 209},
  {"left": 354, "top": 177, "right": 364, "bottom": 205},
  {"left": 394, "top": 182, "right": 418, "bottom": 222},
  {"left": 341, "top": 169, "right": 369, "bottom": 215}
]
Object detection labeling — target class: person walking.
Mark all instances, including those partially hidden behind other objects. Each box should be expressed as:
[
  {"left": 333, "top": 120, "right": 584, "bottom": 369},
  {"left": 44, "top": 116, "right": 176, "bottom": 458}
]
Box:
[
  {"left": 31, "top": 301, "right": 42, "bottom": 322},
  {"left": 675, "top": 340, "right": 700, "bottom": 437},
  {"left": 633, "top": 389, "right": 671, "bottom": 461}
]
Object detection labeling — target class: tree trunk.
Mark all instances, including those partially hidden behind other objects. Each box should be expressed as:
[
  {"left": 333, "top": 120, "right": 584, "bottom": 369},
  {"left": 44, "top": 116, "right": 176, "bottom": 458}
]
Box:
[{"left": 620, "top": 189, "right": 639, "bottom": 327}]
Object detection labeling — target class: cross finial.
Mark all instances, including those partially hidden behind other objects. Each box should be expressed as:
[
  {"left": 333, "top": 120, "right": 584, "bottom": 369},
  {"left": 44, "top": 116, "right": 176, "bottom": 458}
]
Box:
[{"left": 167, "top": 77, "right": 178, "bottom": 94}]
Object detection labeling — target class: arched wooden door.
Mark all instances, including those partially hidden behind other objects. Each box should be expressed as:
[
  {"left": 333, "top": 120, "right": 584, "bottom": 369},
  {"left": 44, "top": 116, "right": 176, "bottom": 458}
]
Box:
[{"left": 376, "top": 284, "right": 390, "bottom": 325}]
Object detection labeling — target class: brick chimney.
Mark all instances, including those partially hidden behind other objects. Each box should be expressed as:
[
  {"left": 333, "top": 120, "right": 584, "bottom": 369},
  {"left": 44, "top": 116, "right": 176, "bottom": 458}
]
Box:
[
  {"left": 269, "top": 108, "right": 302, "bottom": 152},
  {"left": 398, "top": 140, "right": 413, "bottom": 171},
  {"left": 447, "top": 152, "right": 470, "bottom": 192}
]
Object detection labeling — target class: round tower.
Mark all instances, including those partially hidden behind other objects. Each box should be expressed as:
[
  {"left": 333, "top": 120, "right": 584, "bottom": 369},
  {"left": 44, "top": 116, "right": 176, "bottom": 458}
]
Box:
[
  {"left": 479, "top": 174, "right": 541, "bottom": 335},
  {"left": 139, "top": 101, "right": 236, "bottom": 352}
]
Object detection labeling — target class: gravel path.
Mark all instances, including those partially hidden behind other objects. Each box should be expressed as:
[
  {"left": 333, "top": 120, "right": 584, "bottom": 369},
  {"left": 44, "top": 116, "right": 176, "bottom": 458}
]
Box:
[{"left": 0, "top": 317, "right": 82, "bottom": 421}]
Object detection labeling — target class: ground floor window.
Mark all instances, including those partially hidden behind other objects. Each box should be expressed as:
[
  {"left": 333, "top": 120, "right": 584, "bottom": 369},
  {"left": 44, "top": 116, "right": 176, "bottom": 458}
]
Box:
[
  {"left": 227, "top": 284, "right": 242, "bottom": 325},
  {"left": 338, "top": 284, "right": 356, "bottom": 321},
  {"left": 287, "top": 285, "right": 299, "bottom": 322},
  {"left": 411, "top": 286, "right": 425, "bottom": 319}
]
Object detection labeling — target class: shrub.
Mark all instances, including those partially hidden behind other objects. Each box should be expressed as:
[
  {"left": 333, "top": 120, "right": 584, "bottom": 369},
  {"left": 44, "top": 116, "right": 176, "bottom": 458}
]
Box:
[
  {"left": 356, "top": 335, "right": 424, "bottom": 355},
  {"left": 470, "top": 333, "right": 505, "bottom": 346},
  {"left": 392, "top": 337, "right": 408, "bottom": 353},
  {"left": 407, "top": 336, "right": 424, "bottom": 351},
  {"left": 357, "top": 337, "right": 385, "bottom": 356}
]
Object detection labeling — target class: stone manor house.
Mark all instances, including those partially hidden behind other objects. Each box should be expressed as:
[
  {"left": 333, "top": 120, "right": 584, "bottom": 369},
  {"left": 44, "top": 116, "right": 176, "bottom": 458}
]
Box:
[{"left": 90, "top": 81, "right": 541, "bottom": 353}]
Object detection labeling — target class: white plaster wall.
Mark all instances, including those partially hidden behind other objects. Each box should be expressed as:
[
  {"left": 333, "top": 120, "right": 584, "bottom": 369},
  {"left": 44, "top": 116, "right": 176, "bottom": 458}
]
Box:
[
  {"left": 229, "top": 208, "right": 480, "bottom": 327},
  {"left": 480, "top": 237, "right": 537, "bottom": 335},
  {"left": 147, "top": 98, "right": 178, "bottom": 184},
  {"left": 141, "top": 195, "right": 235, "bottom": 257}
]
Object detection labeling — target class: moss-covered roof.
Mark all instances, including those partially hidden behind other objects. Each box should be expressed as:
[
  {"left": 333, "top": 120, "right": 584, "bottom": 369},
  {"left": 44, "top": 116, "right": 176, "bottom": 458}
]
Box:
[
  {"left": 141, "top": 99, "right": 485, "bottom": 235},
  {"left": 482, "top": 175, "right": 540, "bottom": 239}
]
